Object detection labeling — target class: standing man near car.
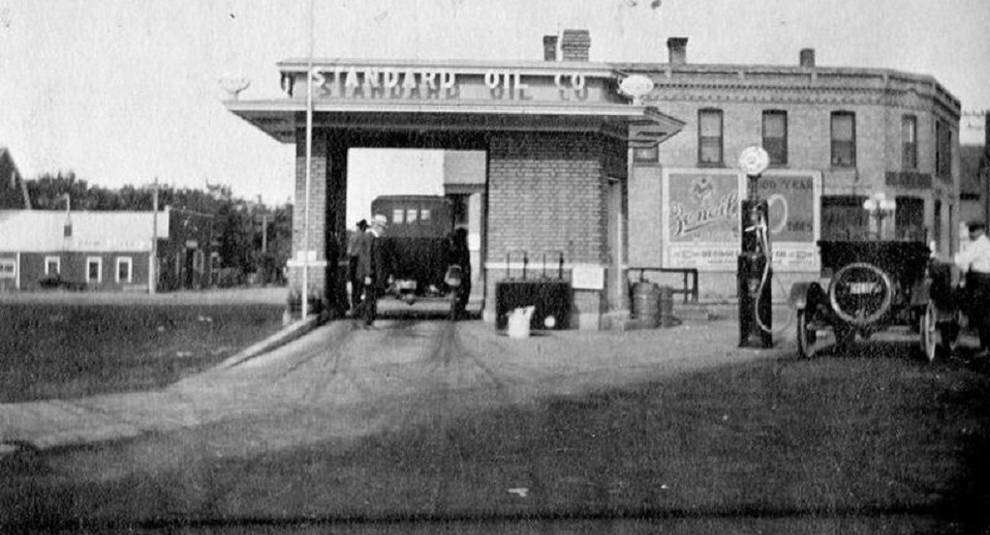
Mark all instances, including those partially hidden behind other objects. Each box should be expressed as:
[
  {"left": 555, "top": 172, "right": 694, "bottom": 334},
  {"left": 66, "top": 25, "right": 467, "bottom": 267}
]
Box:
[
  {"left": 954, "top": 220, "right": 990, "bottom": 357},
  {"left": 354, "top": 214, "right": 388, "bottom": 326},
  {"left": 346, "top": 219, "right": 369, "bottom": 314}
]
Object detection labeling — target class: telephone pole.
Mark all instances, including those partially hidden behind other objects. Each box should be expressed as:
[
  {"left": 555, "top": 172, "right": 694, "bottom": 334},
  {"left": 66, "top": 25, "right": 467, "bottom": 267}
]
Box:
[{"left": 150, "top": 178, "right": 159, "bottom": 294}]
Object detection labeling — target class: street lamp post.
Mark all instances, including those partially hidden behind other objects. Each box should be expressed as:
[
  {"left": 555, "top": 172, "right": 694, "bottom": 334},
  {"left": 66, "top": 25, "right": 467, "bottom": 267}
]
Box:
[{"left": 863, "top": 192, "right": 896, "bottom": 240}]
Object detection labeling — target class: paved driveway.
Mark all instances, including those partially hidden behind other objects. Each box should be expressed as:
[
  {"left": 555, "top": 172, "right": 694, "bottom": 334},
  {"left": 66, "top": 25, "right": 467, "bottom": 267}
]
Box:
[{"left": 1, "top": 316, "right": 781, "bottom": 457}]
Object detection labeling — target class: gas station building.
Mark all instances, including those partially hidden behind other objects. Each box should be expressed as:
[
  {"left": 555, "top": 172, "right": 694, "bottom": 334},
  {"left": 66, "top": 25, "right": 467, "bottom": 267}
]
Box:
[{"left": 225, "top": 32, "right": 961, "bottom": 329}]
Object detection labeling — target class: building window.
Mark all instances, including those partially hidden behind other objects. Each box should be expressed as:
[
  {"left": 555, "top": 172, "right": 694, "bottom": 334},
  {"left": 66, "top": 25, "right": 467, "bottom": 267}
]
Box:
[
  {"left": 901, "top": 115, "right": 917, "bottom": 170},
  {"left": 762, "top": 110, "right": 787, "bottom": 165},
  {"left": 406, "top": 209, "right": 418, "bottom": 224},
  {"left": 935, "top": 119, "right": 952, "bottom": 178},
  {"left": 934, "top": 199, "right": 942, "bottom": 249},
  {"left": 86, "top": 257, "right": 102, "bottom": 283},
  {"left": 116, "top": 257, "right": 132, "bottom": 283},
  {"left": 895, "top": 196, "right": 925, "bottom": 241},
  {"left": 633, "top": 146, "right": 659, "bottom": 164},
  {"left": 821, "top": 195, "right": 869, "bottom": 241},
  {"left": 44, "top": 256, "right": 60, "bottom": 276},
  {"left": 421, "top": 209, "right": 431, "bottom": 222},
  {"left": 698, "top": 108, "right": 723, "bottom": 165},
  {"left": 830, "top": 111, "right": 856, "bottom": 167},
  {"left": 0, "top": 258, "right": 15, "bottom": 279}
]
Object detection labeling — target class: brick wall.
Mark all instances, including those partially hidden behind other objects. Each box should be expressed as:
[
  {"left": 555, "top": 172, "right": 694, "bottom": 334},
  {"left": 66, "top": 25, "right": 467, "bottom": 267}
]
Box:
[
  {"left": 288, "top": 129, "right": 329, "bottom": 297},
  {"left": 485, "top": 131, "right": 624, "bottom": 327},
  {"left": 487, "top": 132, "right": 609, "bottom": 264}
]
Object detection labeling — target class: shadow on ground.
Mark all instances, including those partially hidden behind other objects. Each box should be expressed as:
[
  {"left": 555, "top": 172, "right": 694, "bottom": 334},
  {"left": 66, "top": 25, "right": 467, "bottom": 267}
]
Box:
[{"left": 3, "top": 341, "right": 988, "bottom": 533}]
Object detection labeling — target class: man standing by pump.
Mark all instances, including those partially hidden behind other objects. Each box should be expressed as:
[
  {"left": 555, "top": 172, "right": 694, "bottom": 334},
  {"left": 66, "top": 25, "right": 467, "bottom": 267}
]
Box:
[{"left": 954, "top": 220, "right": 990, "bottom": 358}]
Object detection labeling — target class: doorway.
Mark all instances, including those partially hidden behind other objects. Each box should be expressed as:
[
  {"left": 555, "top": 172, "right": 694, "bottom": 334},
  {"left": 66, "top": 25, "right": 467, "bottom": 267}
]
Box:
[{"left": 341, "top": 148, "right": 487, "bottom": 318}]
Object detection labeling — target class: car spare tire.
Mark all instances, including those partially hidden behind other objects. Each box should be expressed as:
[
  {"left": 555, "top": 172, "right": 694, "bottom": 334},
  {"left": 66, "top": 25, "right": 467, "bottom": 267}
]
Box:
[{"left": 827, "top": 262, "right": 893, "bottom": 327}]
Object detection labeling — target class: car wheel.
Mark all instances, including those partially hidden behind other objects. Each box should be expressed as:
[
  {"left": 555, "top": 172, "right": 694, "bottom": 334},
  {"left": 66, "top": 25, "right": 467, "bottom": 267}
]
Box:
[
  {"left": 919, "top": 302, "right": 941, "bottom": 363},
  {"left": 796, "top": 309, "right": 817, "bottom": 359},
  {"left": 828, "top": 262, "right": 893, "bottom": 327}
]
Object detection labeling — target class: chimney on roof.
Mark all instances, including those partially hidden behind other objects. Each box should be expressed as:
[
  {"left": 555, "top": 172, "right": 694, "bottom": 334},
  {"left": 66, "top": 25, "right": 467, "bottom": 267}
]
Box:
[
  {"left": 800, "top": 48, "right": 816, "bottom": 68},
  {"left": 543, "top": 35, "right": 558, "bottom": 61},
  {"left": 560, "top": 29, "right": 591, "bottom": 62},
  {"left": 667, "top": 37, "right": 688, "bottom": 65}
]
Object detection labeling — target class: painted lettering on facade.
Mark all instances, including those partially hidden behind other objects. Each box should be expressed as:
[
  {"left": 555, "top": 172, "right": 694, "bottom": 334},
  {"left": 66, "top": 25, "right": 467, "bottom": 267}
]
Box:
[
  {"left": 661, "top": 169, "right": 821, "bottom": 271},
  {"left": 295, "top": 66, "right": 592, "bottom": 101}
]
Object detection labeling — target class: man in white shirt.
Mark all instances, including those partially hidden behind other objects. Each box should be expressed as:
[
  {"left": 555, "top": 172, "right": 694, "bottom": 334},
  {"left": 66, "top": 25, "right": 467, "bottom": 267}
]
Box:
[{"left": 954, "top": 220, "right": 990, "bottom": 356}]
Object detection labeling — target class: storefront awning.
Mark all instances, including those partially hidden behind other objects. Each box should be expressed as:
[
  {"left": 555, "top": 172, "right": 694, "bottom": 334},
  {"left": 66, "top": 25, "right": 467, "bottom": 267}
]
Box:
[{"left": 224, "top": 99, "right": 684, "bottom": 148}]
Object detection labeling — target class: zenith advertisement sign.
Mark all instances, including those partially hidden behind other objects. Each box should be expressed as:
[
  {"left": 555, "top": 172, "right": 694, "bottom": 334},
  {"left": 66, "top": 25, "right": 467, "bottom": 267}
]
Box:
[{"left": 278, "top": 63, "right": 632, "bottom": 104}]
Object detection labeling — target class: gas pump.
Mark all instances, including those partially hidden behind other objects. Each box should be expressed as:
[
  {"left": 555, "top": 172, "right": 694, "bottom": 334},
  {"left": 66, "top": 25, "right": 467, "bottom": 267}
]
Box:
[{"left": 737, "top": 146, "right": 773, "bottom": 348}]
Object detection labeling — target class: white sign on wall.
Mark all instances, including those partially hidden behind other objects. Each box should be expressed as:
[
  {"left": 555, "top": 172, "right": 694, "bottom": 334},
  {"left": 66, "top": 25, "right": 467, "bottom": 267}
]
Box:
[{"left": 571, "top": 265, "right": 604, "bottom": 290}]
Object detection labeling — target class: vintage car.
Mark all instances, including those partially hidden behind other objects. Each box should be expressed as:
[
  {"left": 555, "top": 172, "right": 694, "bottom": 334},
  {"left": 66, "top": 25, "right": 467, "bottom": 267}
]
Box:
[
  {"left": 788, "top": 240, "right": 944, "bottom": 361},
  {"left": 370, "top": 195, "right": 454, "bottom": 301}
]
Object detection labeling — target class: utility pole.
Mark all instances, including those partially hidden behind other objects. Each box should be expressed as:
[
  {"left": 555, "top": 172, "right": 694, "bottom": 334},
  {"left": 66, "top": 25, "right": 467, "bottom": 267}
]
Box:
[
  {"left": 984, "top": 111, "right": 989, "bottom": 230},
  {"left": 261, "top": 212, "right": 269, "bottom": 254},
  {"left": 150, "top": 178, "right": 159, "bottom": 294},
  {"left": 301, "top": 0, "right": 314, "bottom": 318}
]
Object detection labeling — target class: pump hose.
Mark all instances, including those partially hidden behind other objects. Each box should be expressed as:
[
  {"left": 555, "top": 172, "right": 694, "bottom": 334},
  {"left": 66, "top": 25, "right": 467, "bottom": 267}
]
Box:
[{"left": 753, "top": 218, "right": 795, "bottom": 337}]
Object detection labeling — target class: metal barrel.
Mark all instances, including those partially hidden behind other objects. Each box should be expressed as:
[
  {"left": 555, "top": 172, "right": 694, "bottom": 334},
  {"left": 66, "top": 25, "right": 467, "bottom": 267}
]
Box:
[
  {"left": 632, "top": 282, "right": 660, "bottom": 328},
  {"left": 658, "top": 285, "right": 676, "bottom": 327}
]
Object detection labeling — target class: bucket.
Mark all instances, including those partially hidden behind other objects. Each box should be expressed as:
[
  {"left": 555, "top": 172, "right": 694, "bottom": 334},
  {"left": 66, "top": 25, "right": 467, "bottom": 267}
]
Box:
[
  {"left": 507, "top": 306, "right": 536, "bottom": 339},
  {"left": 658, "top": 285, "right": 676, "bottom": 327},
  {"left": 632, "top": 282, "right": 660, "bottom": 328}
]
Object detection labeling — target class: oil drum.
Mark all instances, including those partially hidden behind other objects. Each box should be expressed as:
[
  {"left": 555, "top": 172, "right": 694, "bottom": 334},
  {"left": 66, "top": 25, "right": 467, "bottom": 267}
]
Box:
[
  {"left": 658, "top": 285, "right": 676, "bottom": 327},
  {"left": 632, "top": 282, "right": 660, "bottom": 328}
]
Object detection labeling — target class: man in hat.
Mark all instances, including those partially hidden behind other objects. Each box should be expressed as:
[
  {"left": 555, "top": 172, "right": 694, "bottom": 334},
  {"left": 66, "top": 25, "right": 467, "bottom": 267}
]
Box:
[
  {"left": 346, "top": 219, "right": 369, "bottom": 314},
  {"left": 954, "top": 220, "right": 990, "bottom": 357},
  {"left": 354, "top": 214, "right": 389, "bottom": 326}
]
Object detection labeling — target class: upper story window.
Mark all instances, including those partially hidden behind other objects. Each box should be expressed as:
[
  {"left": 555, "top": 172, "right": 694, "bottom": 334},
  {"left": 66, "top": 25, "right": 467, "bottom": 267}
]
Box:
[
  {"left": 830, "top": 111, "right": 856, "bottom": 167},
  {"left": 762, "top": 110, "right": 788, "bottom": 165},
  {"left": 935, "top": 119, "right": 952, "bottom": 178},
  {"left": 901, "top": 115, "right": 917, "bottom": 170},
  {"left": 698, "top": 108, "right": 723, "bottom": 165}
]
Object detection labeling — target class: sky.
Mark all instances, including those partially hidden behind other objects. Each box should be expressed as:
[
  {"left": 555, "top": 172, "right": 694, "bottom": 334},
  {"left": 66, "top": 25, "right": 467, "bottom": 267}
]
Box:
[{"left": 1, "top": 0, "right": 988, "bottom": 210}]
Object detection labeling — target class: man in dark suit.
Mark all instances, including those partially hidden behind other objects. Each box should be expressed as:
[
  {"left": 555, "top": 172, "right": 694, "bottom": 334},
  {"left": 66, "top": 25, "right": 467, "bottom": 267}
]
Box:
[
  {"left": 346, "top": 219, "right": 368, "bottom": 314},
  {"left": 354, "top": 214, "right": 388, "bottom": 326}
]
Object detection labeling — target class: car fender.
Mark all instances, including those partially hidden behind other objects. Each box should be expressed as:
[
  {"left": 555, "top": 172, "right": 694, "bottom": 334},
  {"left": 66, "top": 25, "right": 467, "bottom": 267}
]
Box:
[{"left": 788, "top": 281, "right": 825, "bottom": 310}]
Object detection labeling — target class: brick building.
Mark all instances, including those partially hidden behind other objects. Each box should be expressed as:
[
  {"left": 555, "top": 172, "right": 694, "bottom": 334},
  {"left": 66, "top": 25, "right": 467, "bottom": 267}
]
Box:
[
  {"left": 225, "top": 31, "right": 961, "bottom": 328},
  {"left": 625, "top": 39, "right": 961, "bottom": 298}
]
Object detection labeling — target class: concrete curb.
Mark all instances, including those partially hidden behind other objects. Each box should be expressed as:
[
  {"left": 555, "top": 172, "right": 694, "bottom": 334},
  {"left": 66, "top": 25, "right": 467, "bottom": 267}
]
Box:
[{"left": 217, "top": 315, "right": 322, "bottom": 369}]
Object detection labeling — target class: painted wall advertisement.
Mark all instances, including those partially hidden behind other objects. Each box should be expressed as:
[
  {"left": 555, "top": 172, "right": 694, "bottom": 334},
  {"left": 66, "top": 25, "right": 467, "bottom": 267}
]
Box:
[{"left": 662, "top": 169, "right": 820, "bottom": 271}]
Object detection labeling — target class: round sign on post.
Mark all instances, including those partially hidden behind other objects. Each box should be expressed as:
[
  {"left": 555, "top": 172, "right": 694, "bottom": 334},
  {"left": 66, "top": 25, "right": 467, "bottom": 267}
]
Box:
[
  {"left": 618, "top": 74, "right": 655, "bottom": 105},
  {"left": 738, "top": 146, "right": 770, "bottom": 177}
]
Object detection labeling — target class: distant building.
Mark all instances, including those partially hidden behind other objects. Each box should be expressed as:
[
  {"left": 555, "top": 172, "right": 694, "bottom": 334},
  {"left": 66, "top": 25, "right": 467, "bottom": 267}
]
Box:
[
  {"left": 0, "top": 207, "right": 216, "bottom": 292},
  {"left": 959, "top": 144, "right": 987, "bottom": 226},
  {"left": 155, "top": 208, "right": 218, "bottom": 291},
  {"left": 0, "top": 147, "right": 31, "bottom": 210}
]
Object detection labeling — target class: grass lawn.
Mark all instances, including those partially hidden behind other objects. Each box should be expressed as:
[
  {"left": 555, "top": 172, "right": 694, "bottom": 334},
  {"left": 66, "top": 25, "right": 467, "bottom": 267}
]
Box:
[{"left": 0, "top": 303, "right": 285, "bottom": 403}]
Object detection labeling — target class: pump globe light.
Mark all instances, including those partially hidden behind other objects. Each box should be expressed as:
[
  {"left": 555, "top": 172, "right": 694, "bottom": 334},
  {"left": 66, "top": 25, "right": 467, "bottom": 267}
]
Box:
[{"left": 738, "top": 146, "right": 770, "bottom": 177}]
